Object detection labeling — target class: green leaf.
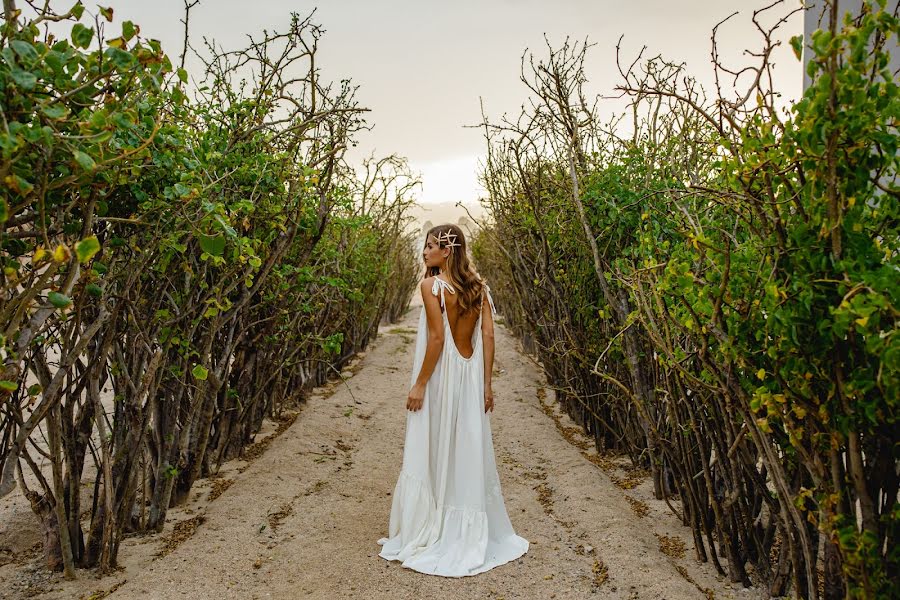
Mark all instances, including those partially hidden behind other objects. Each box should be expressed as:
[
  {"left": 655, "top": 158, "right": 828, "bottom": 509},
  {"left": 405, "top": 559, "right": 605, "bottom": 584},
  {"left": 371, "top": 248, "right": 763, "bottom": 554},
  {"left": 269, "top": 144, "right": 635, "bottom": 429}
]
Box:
[
  {"left": 0, "top": 381, "right": 18, "bottom": 392},
  {"left": 71, "top": 2, "right": 84, "bottom": 19},
  {"left": 44, "top": 50, "right": 64, "bottom": 72},
  {"left": 10, "top": 68, "right": 37, "bottom": 90},
  {"left": 9, "top": 175, "right": 33, "bottom": 196},
  {"left": 104, "top": 47, "right": 135, "bottom": 70},
  {"left": 122, "top": 20, "right": 137, "bottom": 41},
  {"left": 99, "top": 6, "right": 113, "bottom": 21},
  {"left": 177, "top": 68, "right": 188, "bottom": 84},
  {"left": 191, "top": 364, "right": 208, "bottom": 381},
  {"left": 75, "top": 236, "right": 101, "bottom": 263},
  {"left": 750, "top": 394, "right": 762, "bottom": 412},
  {"left": 41, "top": 104, "right": 68, "bottom": 119},
  {"left": 86, "top": 283, "right": 103, "bottom": 297},
  {"left": 48, "top": 292, "right": 72, "bottom": 309},
  {"left": 71, "top": 23, "right": 94, "bottom": 49},
  {"left": 199, "top": 234, "right": 225, "bottom": 257},
  {"left": 73, "top": 150, "right": 95, "bottom": 171},
  {"left": 10, "top": 40, "right": 39, "bottom": 63},
  {"left": 790, "top": 35, "right": 803, "bottom": 61}
]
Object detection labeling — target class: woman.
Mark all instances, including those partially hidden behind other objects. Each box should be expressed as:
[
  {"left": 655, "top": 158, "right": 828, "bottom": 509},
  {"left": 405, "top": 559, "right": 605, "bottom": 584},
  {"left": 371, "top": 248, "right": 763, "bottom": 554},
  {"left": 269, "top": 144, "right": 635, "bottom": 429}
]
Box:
[{"left": 377, "top": 223, "right": 529, "bottom": 577}]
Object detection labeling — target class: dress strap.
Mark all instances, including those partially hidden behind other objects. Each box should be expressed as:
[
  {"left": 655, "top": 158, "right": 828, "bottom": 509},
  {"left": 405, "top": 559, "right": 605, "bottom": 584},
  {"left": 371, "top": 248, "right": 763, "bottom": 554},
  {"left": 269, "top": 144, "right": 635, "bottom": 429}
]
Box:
[
  {"left": 484, "top": 283, "right": 497, "bottom": 315},
  {"left": 431, "top": 277, "right": 456, "bottom": 309}
]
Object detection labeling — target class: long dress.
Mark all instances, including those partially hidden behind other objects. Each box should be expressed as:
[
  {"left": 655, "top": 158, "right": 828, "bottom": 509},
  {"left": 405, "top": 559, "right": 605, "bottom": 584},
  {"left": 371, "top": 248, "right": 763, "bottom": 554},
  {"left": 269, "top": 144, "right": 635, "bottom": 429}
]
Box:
[{"left": 377, "top": 277, "right": 529, "bottom": 577}]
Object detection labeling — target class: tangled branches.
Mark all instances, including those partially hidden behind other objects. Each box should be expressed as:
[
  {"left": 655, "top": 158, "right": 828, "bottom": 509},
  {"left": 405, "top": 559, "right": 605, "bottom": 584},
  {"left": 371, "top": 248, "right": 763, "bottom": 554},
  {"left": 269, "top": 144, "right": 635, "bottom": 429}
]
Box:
[
  {"left": 0, "top": 3, "right": 418, "bottom": 575},
  {"left": 475, "top": 1, "right": 898, "bottom": 597}
]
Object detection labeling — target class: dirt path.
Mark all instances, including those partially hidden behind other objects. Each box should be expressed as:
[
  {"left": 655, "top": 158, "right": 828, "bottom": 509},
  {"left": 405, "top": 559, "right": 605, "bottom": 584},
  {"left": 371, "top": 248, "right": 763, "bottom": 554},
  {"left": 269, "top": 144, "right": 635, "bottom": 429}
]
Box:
[{"left": 4, "top": 300, "right": 763, "bottom": 600}]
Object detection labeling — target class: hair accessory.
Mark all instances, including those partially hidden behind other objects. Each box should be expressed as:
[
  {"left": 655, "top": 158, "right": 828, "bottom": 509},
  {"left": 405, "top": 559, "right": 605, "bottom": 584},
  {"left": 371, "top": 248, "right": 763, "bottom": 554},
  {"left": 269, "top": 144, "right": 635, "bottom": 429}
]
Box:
[{"left": 437, "top": 230, "right": 461, "bottom": 250}]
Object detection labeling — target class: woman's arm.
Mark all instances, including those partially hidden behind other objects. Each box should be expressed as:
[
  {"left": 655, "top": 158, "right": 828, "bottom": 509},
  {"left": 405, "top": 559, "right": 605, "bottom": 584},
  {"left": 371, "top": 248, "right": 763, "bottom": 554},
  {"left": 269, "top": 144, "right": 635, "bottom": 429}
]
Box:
[
  {"left": 407, "top": 278, "right": 445, "bottom": 411},
  {"left": 481, "top": 290, "right": 495, "bottom": 413}
]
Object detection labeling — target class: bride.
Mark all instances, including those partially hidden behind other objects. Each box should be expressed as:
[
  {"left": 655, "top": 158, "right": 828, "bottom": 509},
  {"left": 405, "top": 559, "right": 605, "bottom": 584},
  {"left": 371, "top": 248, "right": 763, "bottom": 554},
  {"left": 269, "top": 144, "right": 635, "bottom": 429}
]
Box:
[{"left": 376, "top": 223, "right": 529, "bottom": 577}]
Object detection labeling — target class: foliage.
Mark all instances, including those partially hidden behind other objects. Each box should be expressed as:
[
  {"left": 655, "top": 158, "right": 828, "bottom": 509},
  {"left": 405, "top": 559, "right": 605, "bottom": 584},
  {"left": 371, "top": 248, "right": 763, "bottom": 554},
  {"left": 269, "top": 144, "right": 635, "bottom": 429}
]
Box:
[
  {"left": 0, "top": 3, "right": 418, "bottom": 574},
  {"left": 474, "top": 1, "right": 898, "bottom": 597}
]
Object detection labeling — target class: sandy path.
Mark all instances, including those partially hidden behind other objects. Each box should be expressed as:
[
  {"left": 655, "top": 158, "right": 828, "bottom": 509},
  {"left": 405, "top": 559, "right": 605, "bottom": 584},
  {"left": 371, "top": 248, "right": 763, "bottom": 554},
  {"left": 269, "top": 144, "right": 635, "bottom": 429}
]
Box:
[{"left": 5, "top": 300, "right": 762, "bottom": 600}]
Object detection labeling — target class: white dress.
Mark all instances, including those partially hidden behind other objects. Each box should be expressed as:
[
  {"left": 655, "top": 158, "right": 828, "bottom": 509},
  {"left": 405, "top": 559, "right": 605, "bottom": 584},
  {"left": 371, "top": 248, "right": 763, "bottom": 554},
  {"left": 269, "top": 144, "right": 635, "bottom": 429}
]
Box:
[{"left": 377, "top": 277, "right": 529, "bottom": 577}]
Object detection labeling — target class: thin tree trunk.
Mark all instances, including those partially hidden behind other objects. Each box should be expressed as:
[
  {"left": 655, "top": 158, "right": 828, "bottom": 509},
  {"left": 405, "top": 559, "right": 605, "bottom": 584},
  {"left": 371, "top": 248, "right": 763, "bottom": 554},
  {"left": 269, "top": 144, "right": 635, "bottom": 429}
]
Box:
[
  {"left": 2, "top": 0, "right": 17, "bottom": 29},
  {"left": 47, "top": 407, "right": 76, "bottom": 579},
  {"left": 90, "top": 360, "right": 116, "bottom": 572}
]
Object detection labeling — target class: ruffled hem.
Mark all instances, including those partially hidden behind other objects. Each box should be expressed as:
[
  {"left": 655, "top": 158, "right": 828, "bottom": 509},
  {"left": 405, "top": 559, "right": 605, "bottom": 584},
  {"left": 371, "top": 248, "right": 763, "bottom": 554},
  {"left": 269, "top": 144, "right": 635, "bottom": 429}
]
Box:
[
  {"left": 378, "top": 500, "right": 529, "bottom": 577},
  {"left": 377, "top": 470, "right": 439, "bottom": 562}
]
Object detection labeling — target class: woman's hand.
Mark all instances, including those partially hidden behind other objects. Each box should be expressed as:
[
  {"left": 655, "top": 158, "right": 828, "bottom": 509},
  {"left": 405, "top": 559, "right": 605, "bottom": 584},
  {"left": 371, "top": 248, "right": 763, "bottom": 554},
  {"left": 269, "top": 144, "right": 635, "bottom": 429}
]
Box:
[
  {"left": 484, "top": 385, "right": 494, "bottom": 413},
  {"left": 407, "top": 382, "right": 426, "bottom": 412}
]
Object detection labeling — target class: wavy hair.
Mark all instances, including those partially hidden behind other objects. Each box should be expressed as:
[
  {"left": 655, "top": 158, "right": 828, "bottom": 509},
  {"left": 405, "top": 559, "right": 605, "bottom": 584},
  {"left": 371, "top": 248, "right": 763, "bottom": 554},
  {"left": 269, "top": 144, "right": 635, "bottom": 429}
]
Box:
[{"left": 424, "top": 223, "right": 485, "bottom": 316}]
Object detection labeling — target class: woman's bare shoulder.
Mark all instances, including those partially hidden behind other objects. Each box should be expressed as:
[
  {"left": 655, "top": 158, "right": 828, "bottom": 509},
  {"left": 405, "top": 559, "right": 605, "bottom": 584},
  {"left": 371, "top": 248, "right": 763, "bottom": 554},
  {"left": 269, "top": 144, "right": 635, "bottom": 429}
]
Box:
[{"left": 420, "top": 276, "right": 439, "bottom": 298}]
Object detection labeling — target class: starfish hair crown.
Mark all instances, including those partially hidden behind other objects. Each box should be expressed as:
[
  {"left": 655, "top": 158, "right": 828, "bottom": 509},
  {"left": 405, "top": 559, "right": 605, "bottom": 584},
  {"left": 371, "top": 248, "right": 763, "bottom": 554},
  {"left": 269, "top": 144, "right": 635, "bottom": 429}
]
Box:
[{"left": 437, "top": 230, "right": 461, "bottom": 250}]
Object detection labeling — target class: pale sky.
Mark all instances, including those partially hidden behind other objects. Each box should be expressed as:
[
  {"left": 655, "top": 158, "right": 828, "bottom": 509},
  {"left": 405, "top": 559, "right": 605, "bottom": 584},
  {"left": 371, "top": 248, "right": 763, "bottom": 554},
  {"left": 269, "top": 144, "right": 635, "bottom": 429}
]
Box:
[{"left": 89, "top": 0, "right": 805, "bottom": 204}]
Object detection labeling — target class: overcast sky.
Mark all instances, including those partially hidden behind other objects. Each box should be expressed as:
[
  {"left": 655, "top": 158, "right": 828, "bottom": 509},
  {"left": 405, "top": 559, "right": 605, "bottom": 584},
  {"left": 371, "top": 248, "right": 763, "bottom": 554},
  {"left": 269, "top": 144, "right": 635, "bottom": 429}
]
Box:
[{"left": 92, "top": 0, "right": 805, "bottom": 204}]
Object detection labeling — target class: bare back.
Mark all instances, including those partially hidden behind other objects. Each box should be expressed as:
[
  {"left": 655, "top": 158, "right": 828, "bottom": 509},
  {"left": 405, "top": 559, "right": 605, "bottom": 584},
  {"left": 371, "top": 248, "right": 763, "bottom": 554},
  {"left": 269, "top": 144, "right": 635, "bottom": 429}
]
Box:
[{"left": 435, "top": 276, "right": 484, "bottom": 360}]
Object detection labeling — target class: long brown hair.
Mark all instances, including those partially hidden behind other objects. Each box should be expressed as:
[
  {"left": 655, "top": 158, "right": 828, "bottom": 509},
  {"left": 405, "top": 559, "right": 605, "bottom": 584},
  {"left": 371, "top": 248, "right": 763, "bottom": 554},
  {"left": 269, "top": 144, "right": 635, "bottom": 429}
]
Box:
[{"left": 424, "top": 223, "right": 484, "bottom": 316}]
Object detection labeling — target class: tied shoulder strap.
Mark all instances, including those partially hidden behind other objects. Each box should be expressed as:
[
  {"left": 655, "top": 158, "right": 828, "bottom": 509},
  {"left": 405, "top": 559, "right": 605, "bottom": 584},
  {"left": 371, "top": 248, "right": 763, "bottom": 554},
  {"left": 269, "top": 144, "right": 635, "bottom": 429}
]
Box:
[
  {"left": 431, "top": 277, "right": 456, "bottom": 309},
  {"left": 483, "top": 283, "right": 497, "bottom": 315}
]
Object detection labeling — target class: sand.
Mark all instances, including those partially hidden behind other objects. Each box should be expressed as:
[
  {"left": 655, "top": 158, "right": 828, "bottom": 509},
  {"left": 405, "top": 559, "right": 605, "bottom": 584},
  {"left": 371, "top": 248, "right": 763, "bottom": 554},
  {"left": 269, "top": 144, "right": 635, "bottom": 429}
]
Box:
[{"left": 0, "top": 298, "right": 765, "bottom": 600}]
